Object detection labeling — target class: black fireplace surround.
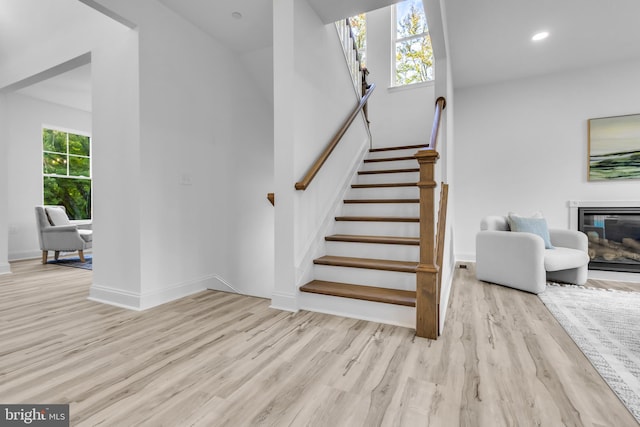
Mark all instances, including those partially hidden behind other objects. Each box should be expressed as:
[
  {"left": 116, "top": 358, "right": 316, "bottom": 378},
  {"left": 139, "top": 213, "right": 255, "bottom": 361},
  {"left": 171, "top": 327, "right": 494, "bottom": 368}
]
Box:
[{"left": 578, "top": 207, "right": 640, "bottom": 272}]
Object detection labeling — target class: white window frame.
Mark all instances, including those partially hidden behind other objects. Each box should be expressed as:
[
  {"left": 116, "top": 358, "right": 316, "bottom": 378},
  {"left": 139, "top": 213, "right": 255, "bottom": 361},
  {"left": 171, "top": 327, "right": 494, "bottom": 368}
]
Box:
[
  {"left": 391, "top": 1, "right": 434, "bottom": 87},
  {"left": 42, "top": 125, "right": 93, "bottom": 218}
]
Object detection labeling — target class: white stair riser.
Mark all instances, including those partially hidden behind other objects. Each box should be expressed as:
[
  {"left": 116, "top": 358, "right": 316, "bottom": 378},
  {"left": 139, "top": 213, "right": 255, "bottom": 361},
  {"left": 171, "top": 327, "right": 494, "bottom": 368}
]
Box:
[
  {"left": 366, "top": 148, "right": 425, "bottom": 159},
  {"left": 332, "top": 221, "right": 419, "bottom": 236},
  {"left": 314, "top": 264, "right": 416, "bottom": 290},
  {"left": 356, "top": 172, "right": 419, "bottom": 185},
  {"left": 360, "top": 159, "right": 418, "bottom": 171},
  {"left": 341, "top": 202, "right": 419, "bottom": 217},
  {"left": 325, "top": 241, "right": 419, "bottom": 262},
  {"left": 346, "top": 186, "right": 419, "bottom": 199},
  {"left": 298, "top": 292, "right": 415, "bottom": 329}
]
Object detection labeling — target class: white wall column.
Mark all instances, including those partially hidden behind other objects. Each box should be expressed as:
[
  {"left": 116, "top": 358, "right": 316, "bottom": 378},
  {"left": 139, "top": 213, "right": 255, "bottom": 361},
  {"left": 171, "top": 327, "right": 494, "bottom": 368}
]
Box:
[
  {"left": 272, "top": 0, "right": 299, "bottom": 311},
  {"left": 89, "top": 27, "right": 143, "bottom": 309}
]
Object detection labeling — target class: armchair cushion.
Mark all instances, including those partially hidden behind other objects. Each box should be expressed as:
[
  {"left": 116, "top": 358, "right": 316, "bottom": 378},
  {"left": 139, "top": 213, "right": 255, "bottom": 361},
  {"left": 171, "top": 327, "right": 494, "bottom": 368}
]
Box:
[
  {"left": 544, "top": 247, "right": 590, "bottom": 271},
  {"left": 45, "top": 207, "right": 71, "bottom": 226},
  {"left": 508, "top": 212, "right": 554, "bottom": 249}
]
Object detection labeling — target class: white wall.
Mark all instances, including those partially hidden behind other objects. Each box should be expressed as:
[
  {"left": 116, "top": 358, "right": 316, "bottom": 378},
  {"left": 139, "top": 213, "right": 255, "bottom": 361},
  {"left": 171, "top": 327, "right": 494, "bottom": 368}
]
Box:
[
  {"left": 454, "top": 58, "right": 640, "bottom": 261},
  {"left": 366, "top": 6, "right": 435, "bottom": 148},
  {"left": 88, "top": 0, "right": 275, "bottom": 306},
  {"left": 273, "top": 0, "right": 371, "bottom": 310},
  {"left": 5, "top": 93, "right": 92, "bottom": 260}
]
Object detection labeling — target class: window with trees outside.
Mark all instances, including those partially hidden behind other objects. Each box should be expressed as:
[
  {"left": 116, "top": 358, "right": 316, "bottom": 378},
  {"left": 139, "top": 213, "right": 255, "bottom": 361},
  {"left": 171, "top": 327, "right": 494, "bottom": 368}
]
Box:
[
  {"left": 394, "top": 0, "right": 434, "bottom": 86},
  {"left": 349, "top": 14, "right": 366, "bottom": 68},
  {"left": 42, "top": 128, "right": 92, "bottom": 220}
]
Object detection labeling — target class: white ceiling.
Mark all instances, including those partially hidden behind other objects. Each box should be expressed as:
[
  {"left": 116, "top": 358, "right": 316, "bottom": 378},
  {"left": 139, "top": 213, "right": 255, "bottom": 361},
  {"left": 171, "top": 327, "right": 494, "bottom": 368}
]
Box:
[
  {"left": 158, "top": 0, "right": 274, "bottom": 54},
  {"left": 4, "top": 0, "right": 640, "bottom": 109},
  {"left": 16, "top": 64, "right": 92, "bottom": 112},
  {"left": 445, "top": 0, "right": 640, "bottom": 88}
]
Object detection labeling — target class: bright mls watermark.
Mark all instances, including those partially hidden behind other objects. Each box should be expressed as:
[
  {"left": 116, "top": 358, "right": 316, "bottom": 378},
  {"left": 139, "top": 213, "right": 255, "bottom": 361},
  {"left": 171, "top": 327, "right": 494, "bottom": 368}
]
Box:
[{"left": 0, "top": 405, "right": 69, "bottom": 426}]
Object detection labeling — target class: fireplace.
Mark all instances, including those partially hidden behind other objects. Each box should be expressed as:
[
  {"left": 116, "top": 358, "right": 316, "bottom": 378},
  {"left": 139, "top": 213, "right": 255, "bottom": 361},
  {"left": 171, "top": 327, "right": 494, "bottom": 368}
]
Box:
[{"left": 578, "top": 207, "right": 640, "bottom": 272}]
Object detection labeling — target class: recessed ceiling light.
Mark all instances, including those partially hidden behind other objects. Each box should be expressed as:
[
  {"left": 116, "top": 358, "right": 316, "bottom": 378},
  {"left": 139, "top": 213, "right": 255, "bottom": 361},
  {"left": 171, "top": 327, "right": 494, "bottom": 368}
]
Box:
[
  {"left": 532, "top": 31, "right": 549, "bottom": 41},
  {"left": 231, "top": 11, "right": 242, "bottom": 19}
]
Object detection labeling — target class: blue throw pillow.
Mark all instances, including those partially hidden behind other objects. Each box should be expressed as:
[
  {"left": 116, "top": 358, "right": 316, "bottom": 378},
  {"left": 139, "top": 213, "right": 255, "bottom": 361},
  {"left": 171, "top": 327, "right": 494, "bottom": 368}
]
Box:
[{"left": 508, "top": 214, "right": 555, "bottom": 249}]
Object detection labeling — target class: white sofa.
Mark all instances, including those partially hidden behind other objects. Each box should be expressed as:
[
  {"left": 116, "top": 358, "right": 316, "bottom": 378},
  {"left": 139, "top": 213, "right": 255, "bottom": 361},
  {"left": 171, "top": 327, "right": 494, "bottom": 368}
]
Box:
[{"left": 476, "top": 216, "right": 590, "bottom": 294}]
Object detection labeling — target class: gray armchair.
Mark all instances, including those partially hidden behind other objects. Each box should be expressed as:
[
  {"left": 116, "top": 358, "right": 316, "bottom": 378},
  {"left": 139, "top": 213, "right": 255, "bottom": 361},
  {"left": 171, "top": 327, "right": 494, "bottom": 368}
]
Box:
[
  {"left": 476, "top": 216, "right": 590, "bottom": 294},
  {"left": 35, "top": 206, "right": 92, "bottom": 264}
]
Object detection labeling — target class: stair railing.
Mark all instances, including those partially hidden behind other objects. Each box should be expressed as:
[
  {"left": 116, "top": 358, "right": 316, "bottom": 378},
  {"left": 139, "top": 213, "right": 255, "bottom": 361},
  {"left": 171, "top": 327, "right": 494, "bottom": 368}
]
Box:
[
  {"left": 294, "top": 18, "right": 374, "bottom": 191},
  {"left": 295, "top": 83, "right": 375, "bottom": 190},
  {"left": 415, "top": 96, "right": 446, "bottom": 339}
]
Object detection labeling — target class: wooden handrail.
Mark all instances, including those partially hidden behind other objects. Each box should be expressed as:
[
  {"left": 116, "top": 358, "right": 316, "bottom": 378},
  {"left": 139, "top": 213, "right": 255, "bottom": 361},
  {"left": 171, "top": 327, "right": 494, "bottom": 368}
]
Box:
[
  {"left": 428, "top": 97, "right": 446, "bottom": 150},
  {"left": 295, "top": 83, "right": 376, "bottom": 191},
  {"left": 415, "top": 96, "right": 446, "bottom": 340}
]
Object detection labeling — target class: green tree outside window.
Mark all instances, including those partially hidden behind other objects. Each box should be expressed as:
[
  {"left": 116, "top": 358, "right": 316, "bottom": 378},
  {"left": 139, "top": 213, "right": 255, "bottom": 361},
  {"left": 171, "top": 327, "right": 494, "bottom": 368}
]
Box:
[
  {"left": 394, "top": 0, "right": 434, "bottom": 86},
  {"left": 42, "top": 128, "right": 92, "bottom": 220}
]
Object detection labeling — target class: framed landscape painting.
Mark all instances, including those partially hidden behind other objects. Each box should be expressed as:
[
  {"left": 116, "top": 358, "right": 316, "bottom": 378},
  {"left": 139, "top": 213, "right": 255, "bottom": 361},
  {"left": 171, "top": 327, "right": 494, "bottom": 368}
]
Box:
[{"left": 589, "top": 113, "right": 640, "bottom": 181}]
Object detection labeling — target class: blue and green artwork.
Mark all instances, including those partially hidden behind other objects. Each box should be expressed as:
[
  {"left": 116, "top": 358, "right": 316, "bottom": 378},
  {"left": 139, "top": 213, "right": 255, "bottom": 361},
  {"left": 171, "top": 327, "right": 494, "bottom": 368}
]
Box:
[{"left": 589, "top": 114, "right": 640, "bottom": 181}]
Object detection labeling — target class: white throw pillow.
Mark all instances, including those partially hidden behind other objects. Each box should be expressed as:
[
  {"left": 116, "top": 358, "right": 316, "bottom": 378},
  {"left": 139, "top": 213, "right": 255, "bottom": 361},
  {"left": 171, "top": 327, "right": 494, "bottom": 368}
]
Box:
[{"left": 45, "top": 207, "right": 70, "bottom": 226}]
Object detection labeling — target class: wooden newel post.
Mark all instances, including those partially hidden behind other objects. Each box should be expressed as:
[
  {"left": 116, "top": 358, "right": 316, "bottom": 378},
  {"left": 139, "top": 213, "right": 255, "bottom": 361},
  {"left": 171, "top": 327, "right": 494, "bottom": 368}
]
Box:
[{"left": 415, "top": 149, "right": 440, "bottom": 339}]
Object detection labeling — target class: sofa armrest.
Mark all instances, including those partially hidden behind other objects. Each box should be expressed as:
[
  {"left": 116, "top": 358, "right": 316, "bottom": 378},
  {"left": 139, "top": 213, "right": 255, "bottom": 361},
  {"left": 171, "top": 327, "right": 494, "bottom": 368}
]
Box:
[
  {"left": 549, "top": 229, "right": 588, "bottom": 252},
  {"left": 476, "top": 230, "right": 547, "bottom": 293},
  {"left": 71, "top": 220, "right": 92, "bottom": 230},
  {"left": 43, "top": 225, "right": 78, "bottom": 233}
]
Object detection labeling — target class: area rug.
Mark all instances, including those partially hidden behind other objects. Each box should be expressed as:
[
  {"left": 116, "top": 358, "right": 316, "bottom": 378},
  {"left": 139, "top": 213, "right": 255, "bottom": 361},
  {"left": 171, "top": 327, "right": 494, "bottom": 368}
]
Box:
[
  {"left": 539, "top": 284, "right": 640, "bottom": 423},
  {"left": 48, "top": 254, "right": 92, "bottom": 270}
]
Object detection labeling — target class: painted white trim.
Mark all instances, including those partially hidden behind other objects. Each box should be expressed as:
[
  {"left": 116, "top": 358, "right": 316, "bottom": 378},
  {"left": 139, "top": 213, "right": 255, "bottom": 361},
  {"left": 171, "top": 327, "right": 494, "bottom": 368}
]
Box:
[
  {"left": 88, "top": 284, "right": 142, "bottom": 310},
  {"left": 455, "top": 252, "right": 476, "bottom": 263},
  {"left": 139, "top": 277, "right": 207, "bottom": 310},
  {"left": 294, "top": 139, "right": 370, "bottom": 287},
  {"left": 587, "top": 269, "right": 640, "bottom": 283},
  {"left": 439, "top": 261, "right": 456, "bottom": 334},
  {"left": 567, "top": 199, "right": 640, "bottom": 230},
  {"left": 9, "top": 250, "right": 44, "bottom": 262},
  {"left": 299, "top": 291, "right": 414, "bottom": 329},
  {"left": 89, "top": 275, "right": 211, "bottom": 311},
  {"left": 207, "top": 275, "right": 241, "bottom": 294},
  {"left": 270, "top": 291, "right": 298, "bottom": 312},
  {"left": 0, "top": 263, "right": 11, "bottom": 275}
]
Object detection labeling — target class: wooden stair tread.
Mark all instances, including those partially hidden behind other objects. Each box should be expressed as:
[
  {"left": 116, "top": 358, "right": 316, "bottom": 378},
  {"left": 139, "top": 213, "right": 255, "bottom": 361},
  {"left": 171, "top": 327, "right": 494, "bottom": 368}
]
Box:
[
  {"left": 343, "top": 198, "right": 419, "bottom": 204},
  {"left": 369, "top": 144, "right": 429, "bottom": 153},
  {"left": 314, "top": 255, "right": 418, "bottom": 272},
  {"left": 335, "top": 216, "right": 419, "bottom": 222},
  {"left": 358, "top": 168, "right": 419, "bottom": 175},
  {"left": 326, "top": 234, "right": 419, "bottom": 245},
  {"left": 300, "top": 280, "right": 416, "bottom": 307},
  {"left": 364, "top": 156, "right": 415, "bottom": 163},
  {"left": 351, "top": 182, "right": 416, "bottom": 188}
]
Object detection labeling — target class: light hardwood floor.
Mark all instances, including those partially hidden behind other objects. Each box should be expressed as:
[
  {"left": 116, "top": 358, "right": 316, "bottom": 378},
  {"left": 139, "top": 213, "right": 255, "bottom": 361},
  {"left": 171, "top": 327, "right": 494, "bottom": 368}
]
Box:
[{"left": 0, "top": 259, "right": 637, "bottom": 426}]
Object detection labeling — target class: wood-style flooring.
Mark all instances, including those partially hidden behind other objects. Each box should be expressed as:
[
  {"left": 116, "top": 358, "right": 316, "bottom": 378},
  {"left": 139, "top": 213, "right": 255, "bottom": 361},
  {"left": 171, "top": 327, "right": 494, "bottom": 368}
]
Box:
[{"left": 0, "top": 259, "right": 638, "bottom": 426}]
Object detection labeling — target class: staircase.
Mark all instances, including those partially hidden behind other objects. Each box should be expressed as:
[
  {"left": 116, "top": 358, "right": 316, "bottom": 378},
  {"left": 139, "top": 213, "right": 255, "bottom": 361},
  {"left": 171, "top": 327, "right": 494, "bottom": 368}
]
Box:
[{"left": 299, "top": 143, "right": 428, "bottom": 327}]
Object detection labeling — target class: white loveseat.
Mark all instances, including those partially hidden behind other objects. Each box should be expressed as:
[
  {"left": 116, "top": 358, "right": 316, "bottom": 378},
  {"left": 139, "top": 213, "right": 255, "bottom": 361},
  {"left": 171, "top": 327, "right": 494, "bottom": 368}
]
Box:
[{"left": 476, "top": 216, "right": 590, "bottom": 294}]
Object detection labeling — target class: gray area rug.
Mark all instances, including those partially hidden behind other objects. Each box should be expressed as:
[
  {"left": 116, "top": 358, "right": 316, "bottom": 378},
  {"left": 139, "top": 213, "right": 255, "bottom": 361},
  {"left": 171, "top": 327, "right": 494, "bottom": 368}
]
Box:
[
  {"left": 48, "top": 255, "right": 92, "bottom": 270},
  {"left": 539, "top": 284, "right": 640, "bottom": 423}
]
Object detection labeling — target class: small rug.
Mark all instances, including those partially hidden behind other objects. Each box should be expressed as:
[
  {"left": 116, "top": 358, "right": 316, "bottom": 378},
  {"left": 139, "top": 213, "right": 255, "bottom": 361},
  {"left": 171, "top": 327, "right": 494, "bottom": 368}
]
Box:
[
  {"left": 48, "top": 255, "right": 92, "bottom": 270},
  {"left": 539, "top": 284, "right": 640, "bottom": 423}
]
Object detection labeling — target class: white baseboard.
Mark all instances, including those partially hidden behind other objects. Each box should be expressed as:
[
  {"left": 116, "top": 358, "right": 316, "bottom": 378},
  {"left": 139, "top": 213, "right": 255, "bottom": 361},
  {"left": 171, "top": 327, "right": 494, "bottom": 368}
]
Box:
[
  {"left": 89, "top": 275, "right": 211, "bottom": 311},
  {"left": 270, "top": 291, "right": 298, "bottom": 312},
  {"left": 88, "top": 284, "right": 142, "bottom": 310},
  {"left": 207, "top": 275, "right": 240, "bottom": 294},
  {"left": 587, "top": 269, "right": 640, "bottom": 283},
  {"left": 9, "top": 250, "right": 42, "bottom": 261},
  {"left": 0, "top": 263, "right": 11, "bottom": 275}
]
